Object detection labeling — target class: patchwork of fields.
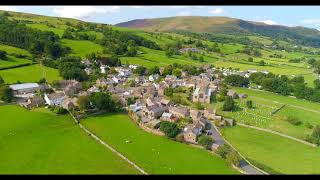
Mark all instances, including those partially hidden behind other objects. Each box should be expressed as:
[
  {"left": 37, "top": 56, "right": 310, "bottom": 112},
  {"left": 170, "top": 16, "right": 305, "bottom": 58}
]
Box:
[
  {"left": 81, "top": 113, "right": 238, "bottom": 174},
  {"left": 0, "top": 105, "right": 139, "bottom": 174}
]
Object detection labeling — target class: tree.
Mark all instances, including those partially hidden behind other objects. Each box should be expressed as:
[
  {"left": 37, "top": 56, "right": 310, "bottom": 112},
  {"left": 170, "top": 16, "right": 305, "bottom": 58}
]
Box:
[
  {"left": 246, "top": 100, "right": 253, "bottom": 108},
  {"left": 149, "top": 66, "right": 160, "bottom": 75},
  {"left": 222, "top": 96, "right": 235, "bottom": 111},
  {"left": 159, "top": 121, "right": 180, "bottom": 138},
  {"left": 314, "top": 79, "right": 320, "bottom": 90},
  {"left": 133, "top": 66, "right": 146, "bottom": 76},
  {"left": 198, "top": 56, "right": 204, "bottom": 62},
  {"left": 0, "top": 75, "right": 4, "bottom": 85},
  {"left": 216, "top": 144, "right": 232, "bottom": 158},
  {"left": 259, "top": 60, "right": 265, "bottom": 66},
  {"left": 0, "top": 50, "right": 7, "bottom": 60},
  {"left": 224, "top": 74, "right": 249, "bottom": 87},
  {"left": 210, "top": 93, "right": 216, "bottom": 103},
  {"left": 165, "top": 48, "right": 174, "bottom": 58},
  {"left": 77, "top": 95, "right": 90, "bottom": 111},
  {"left": 0, "top": 85, "right": 14, "bottom": 103},
  {"left": 248, "top": 57, "right": 253, "bottom": 62},
  {"left": 90, "top": 92, "right": 119, "bottom": 112},
  {"left": 164, "top": 87, "right": 174, "bottom": 97},
  {"left": 226, "top": 150, "right": 242, "bottom": 167},
  {"left": 195, "top": 102, "right": 204, "bottom": 110},
  {"left": 126, "top": 40, "right": 137, "bottom": 57},
  {"left": 198, "top": 135, "right": 214, "bottom": 150},
  {"left": 172, "top": 68, "right": 182, "bottom": 78}
]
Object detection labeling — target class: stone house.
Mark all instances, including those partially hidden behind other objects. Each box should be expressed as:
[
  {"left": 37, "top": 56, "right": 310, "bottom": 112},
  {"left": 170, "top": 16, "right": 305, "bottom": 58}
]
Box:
[
  {"left": 169, "top": 106, "right": 190, "bottom": 119},
  {"left": 44, "top": 92, "right": 66, "bottom": 106},
  {"left": 142, "top": 106, "right": 168, "bottom": 120},
  {"left": 20, "top": 96, "right": 45, "bottom": 109},
  {"left": 227, "top": 90, "right": 238, "bottom": 99},
  {"left": 192, "top": 82, "right": 212, "bottom": 104}
]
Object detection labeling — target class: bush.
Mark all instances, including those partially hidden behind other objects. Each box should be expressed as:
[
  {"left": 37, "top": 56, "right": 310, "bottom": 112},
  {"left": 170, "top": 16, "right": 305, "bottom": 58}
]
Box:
[
  {"left": 216, "top": 95, "right": 225, "bottom": 102},
  {"left": 222, "top": 96, "right": 235, "bottom": 111},
  {"left": 55, "top": 107, "right": 68, "bottom": 114},
  {"left": 159, "top": 121, "right": 180, "bottom": 138},
  {"left": 198, "top": 135, "right": 214, "bottom": 150},
  {"left": 286, "top": 116, "right": 302, "bottom": 126},
  {"left": 216, "top": 144, "right": 232, "bottom": 159},
  {"left": 0, "top": 85, "right": 14, "bottom": 103},
  {"left": 226, "top": 150, "right": 242, "bottom": 167},
  {"left": 195, "top": 102, "right": 205, "bottom": 110},
  {"left": 246, "top": 100, "right": 253, "bottom": 108}
]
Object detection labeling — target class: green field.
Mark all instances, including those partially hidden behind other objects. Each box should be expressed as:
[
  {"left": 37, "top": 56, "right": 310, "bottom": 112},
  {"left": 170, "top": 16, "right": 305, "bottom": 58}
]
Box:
[
  {"left": 81, "top": 113, "right": 238, "bottom": 174},
  {"left": 26, "top": 24, "right": 66, "bottom": 37},
  {"left": 221, "top": 126, "right": 320, "bottom": 174},
  {"left": 0, "top": 64, "right": 61, "bottom": 84},
  {"left": 217, "top": 87, "right": 320, "bottom": 139},
  {"left": 61, "top": 39, "right": 104, "bottom": 58},
  {"left": 0, "top": 56, "right": 32, "bottom": 69},
  {"left": 0, "top": 44, "right": 31, "bottom": 57},
  {"left": 0, "top": 105, "right": 139, "bottom": 174}
]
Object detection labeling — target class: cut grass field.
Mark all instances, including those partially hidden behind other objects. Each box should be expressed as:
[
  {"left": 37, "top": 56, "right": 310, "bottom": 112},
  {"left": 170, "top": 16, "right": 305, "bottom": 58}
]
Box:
[
  {"left": 0, "top": 56, "right": 32, "bottom": 69},
  {"left": 0, "top": 105, "right": 139, "bottom": 174},
  {"left": 221, "top": 126, "right": 320, "bottom": 174},
  {"left": 0, "top": 64, "right": 61, "bottom": 84},
  {"left": 81, "top": 113, "right": 238, "bottom": 174},
  {"left": 0, "top": 44, "right": 31, "bottom": 57},
  {"left": 61, "top": 39, "right": 104, "bottom": 58},
  {"left": 217, "top": 87, "right": 320, "bottom": 140}
]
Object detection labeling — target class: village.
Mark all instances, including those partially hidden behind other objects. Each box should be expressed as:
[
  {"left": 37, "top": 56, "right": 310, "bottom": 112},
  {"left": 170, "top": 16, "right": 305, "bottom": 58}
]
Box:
[{"left": 6, "top": 55, "right": 272, "bottom": 152}]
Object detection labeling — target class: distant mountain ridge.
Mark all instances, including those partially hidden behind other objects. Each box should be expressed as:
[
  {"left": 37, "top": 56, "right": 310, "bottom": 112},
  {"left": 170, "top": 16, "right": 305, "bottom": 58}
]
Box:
[{"left": 116, "top": 16, "right": 320, "bottom": 47}]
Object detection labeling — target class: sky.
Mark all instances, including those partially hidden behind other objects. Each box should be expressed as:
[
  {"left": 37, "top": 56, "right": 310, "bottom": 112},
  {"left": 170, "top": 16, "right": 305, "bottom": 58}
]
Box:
[{"left": 1, "top": 6, "right": 320, "bottom": 30}]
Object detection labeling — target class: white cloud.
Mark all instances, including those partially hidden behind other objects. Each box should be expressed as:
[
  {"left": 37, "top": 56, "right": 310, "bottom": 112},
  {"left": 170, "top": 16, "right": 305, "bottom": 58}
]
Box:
[
  {"left": 52, "top": 6, "right": 120, "bottom": 19},
  {"left": 301, "top": 18, "right": 320, "bottom": 24},
  {"left": 0, "top": 6, "right": 18, "bottom": 12},
  {"left": 259, "top": 20, "right": 278, "bottom": 25},
  {"left": 178, "top": 11, "right": 191, "bottom": 16},
  {"left": 209, "top": 8, "right": 224, "bottom": 15}
]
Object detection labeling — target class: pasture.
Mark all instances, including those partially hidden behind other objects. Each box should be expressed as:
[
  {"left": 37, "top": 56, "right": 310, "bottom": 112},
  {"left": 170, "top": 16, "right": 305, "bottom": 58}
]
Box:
[
  {"left": 61, "top": 39, "right": 104, "bottom": 58},
  {"left": 0, "top": 105, "right": 139, "bottom": 174},
  {"left": 81, "top": 113, "right": 238, "bottom": 174},
  {"left": 217, "top": 87, "right": 320, "bottom": 139},
  {"left": 221, "top": 126, "right": 320, "bottom": 174},
  {"left": 0, "top": 64, "right": 61, "bottom": 84}
]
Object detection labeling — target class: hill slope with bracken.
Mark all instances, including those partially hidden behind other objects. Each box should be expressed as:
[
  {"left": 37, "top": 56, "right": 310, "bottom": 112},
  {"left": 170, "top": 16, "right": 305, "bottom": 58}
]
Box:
[{"left": 116, "top": 16, "right": 320, "bottom": 47}]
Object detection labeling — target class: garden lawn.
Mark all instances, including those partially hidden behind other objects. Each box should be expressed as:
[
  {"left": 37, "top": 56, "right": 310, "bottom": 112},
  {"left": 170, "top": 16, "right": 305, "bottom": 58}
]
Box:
[
  {"left": 0, "top": 105, "right": 139, "bottom": 174},
  {"left": 221, "top": 126, "right": 320, "bottom": 174},
  {"left": 0, "top": 64, "right": 61, "bottom": 84},
  {"left": 61, "top": 39, "right": 104, "bottom": 58},
  {"left": 81, "top": 113, "right": 238, "bottom": 174}
]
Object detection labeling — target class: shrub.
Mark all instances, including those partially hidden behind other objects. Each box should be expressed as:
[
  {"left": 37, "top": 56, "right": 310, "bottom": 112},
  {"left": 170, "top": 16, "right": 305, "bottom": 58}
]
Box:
[
  {"left": 222, "top": 96, "right": 235, "bottom": 111},
  {"left": 216, "top": 95, "right": 225, "bottom": 102},
  {"left": 286, "top": 116, "right": 302, "bottom": 126},
  {"left": 55, "top": 107, "right": 68, "bottom": 114},
  {"left": 195, "top": 102, "right": 204, "bottom": 110},
  {"left": 226, "top": 150, "right": 242, "bottom": 167},
  {"left": 216, "top": 144, "right": 232, "bottom": 159},
  {"left": 246, "top": 100, "right": 253, "bottom": 108},
  {"left": 198, "top": 135, "right": 214, "bottom": 150},
  {"left": 159, "top": 121, "right": 180, "bottom": 138}
]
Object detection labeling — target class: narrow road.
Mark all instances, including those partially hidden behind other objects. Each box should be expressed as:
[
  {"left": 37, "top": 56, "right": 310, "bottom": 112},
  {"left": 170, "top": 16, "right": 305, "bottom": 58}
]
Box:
[
  {"left": 69, "top": 112, "right": 147, "bottom": 175},
  {"left": 207, "top": 120, "right": 265, "bottom": 175}
]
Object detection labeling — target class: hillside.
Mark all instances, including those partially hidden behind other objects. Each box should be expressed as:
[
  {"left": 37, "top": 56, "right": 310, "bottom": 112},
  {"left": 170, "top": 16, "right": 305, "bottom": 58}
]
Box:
[{"left": 116, "top": 16, "right": 320, "bottom": 47}]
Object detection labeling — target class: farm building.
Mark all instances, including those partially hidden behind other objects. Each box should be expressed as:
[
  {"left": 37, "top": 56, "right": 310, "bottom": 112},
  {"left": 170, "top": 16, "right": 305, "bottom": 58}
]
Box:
[
  {"left": 9, "top": 83, "right": 40, "bottom": 95},
  {"left": 44, "top": 93, "right": 66, "bottom": 106}
]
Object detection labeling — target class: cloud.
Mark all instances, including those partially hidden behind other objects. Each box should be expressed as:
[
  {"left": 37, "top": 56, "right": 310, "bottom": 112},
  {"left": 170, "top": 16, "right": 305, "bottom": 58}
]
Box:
[
  {"left": 259, "top": 20, "right": 278, "bottom": 25},
  {"left": 301, "top": 18, "right": 320, "bottom": 24},
  {"left": 178, "top": 11, "right": 191, "bottom": 16},
  {"left": 0, "top": 6, "right": 18, "bottom": 12},
  {"left": 209, "top": 8, "right": 224, "bottom": 15},
  {"left": 52, "top": 6, "right": 120, "bottom": 19}
]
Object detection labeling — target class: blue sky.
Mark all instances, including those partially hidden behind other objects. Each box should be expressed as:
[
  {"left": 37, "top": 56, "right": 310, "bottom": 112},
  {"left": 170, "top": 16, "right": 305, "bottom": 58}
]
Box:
[{"left": 1, "top": 6, "right": 320, "bottom": 30}]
